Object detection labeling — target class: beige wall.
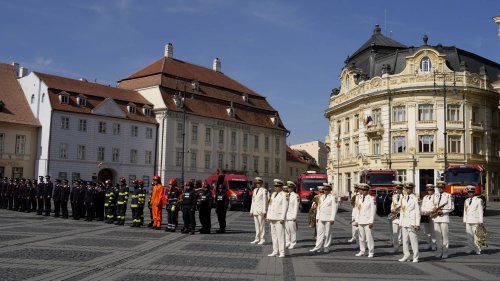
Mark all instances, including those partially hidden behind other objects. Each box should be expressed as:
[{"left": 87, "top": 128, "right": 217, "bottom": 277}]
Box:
[
  {"left": 0, "top": 122, "right": 38, "bottom": 179},
  {"left": 286, "top": 160, "right": 308, "bottom": 182}
]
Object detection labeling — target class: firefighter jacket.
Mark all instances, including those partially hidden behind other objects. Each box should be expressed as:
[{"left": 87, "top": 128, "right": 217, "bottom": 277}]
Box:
[
  {"left": 104, "top": 186, "right": 116, "bottom": 207},
  {"left": 117, "top": 184, "right": 129, "bottom": 205},
  {"left": 131, "top": 186, "right": 146, "bottom": 208},
  {"left": 53, "top": 183, "right": 62, "bottom": 201},
  {"left": 197, "top": 189, "right": 212, "bottom": 210},
  {"left": 182, "top": 188, "right": 197, "bottom": 211},
  {"left": 151, "top": 184, "right": 164, "bottom": 208},
  {"left": 167, "top": 186, "right": 182, "bottom": 208},
  {"left": 44, "top": 181, "right": 53, "bottom": 199}
]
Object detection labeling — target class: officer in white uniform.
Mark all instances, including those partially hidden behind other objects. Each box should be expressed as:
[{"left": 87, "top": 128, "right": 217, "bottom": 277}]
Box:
[
  {"left": 250, "top": 177, "right": 269, "bottom": 245},
  {"left": 310, "top": 183, "right": 338, "bottom": 253},
  {"left": 398, "top": 182, "right": 421, "bottom": 263},
  {"left": 285, "top": 181, "right": 299, "bottom": 249},
  {"left": 266, "top": 179, "right": 288, "bottom": 258},
  {"left": 463, "top": 185, "right": 484, "bottom": 255},
  {"left": 432, "top": 180, "right": 454, "bottom": 259},
  {"left": 348, "top": 184, "right": 360, "bottom": 244},
  {"left": 420, "top": 184, "right": 436, "bottom": 250},
  {"left": 355, "top": 183, "right": 376, "bottom": 258},
  {"left": 389, "top": 181, "right": 403, "bottom": 253}
]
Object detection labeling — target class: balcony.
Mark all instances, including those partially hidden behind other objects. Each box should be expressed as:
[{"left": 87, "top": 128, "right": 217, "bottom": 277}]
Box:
[{"left": 365, "top": 123, "right": 384, "bottom": 137}]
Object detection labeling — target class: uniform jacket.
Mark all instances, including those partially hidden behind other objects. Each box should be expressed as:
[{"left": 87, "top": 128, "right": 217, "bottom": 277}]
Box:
[
  {"left": 250, "top": 187, "right": 269, "bottom": 216},
  {"left": 351, "top": 193, "right": 360, "bottom": 222},
  {"left": 44, "top": 181, "right": 53, "bottom": 199},
  {"left": 216, "top": 192, "right": 229, "bottom": 211},
  {"left": 167, "top": 186, "right": 182, "bottom": 206},
  {"left": 356, "top": 194, "right": 376, "bottom": 225},
  {"left": 286, "top": 191, "right": 299, "bottom": 221},
  {"left": 151, "top": 184, "right": 164, "bottom": 207},
  {"left": 267, "top": 191, "right": 288, "bottom": 221},
  {"left": 117, "top": 184, "right": 129, "bottom": 205},
  {"left": 399, "top": 194, "right": 421, "bottom": 227},
  {"left": 197, "top": 189, "right": 212, "bottom": 210},
  {"left": 463, "top": 196, "right": 483, "bottom": 224},
  {"left": 316, "top": 193, "right": 338, "bottom": 222},
  {"left": 432, "top": 192, "right": 454, "bottom": 223},
  {"left": 36, "top": 182, "right": 44, "bottom": 198},
  {"left": 104, "top": 186, "right": 115, "bottom": 207},
  {"left": 420, "top": 194, "right": 434, "bottom": 215},
  {"left": 60, "top": 185, "right": 70, "bottom": 202},
  {"left": 53, "top": 184, "right": 62, "bottom": 201},
  {"left": 182, "top": 188, "right": 197, "bottom": 211}
]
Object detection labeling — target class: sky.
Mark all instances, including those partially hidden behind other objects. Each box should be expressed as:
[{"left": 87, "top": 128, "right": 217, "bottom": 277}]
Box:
[{"left": 1, "top": 0, "right": 499, "bottom": 144}]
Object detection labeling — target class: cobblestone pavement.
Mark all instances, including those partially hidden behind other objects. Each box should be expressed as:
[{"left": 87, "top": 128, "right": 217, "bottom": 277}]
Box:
[{"left": 0, "top": 202, "right": 499, "bottom": 281}]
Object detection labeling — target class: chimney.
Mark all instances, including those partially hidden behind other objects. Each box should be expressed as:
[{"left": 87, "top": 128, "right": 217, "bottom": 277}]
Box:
[
  {"left": 11, "top": 62, "right": 20, "bottom": 76},
  {"left": 19, "top": 67, "right": 29, "bottom": 78},
  {"left": 213, "top": 57, "right": 221, "bottom": 72},
  {"left": 164, "top": 43, "right": 173, "bottom": 58}
]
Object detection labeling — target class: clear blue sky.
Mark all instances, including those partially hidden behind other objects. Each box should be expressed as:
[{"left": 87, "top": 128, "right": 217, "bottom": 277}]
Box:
[{"left": 1, "top": 1, "right": 499, "bottom": 144}]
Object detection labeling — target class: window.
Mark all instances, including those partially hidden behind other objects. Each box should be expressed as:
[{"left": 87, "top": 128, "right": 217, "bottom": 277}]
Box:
[
  {"left": 204, "top": 128, "right": 211, "bottom": 144},
  {"left": 354, "top": 115, "right": 359, "bottom": 130},
  {"left": 98, "top": 146, "right": 105, "bottom": 161},
  {"left": 231, "top": 131, "right": 237, "bottom": 146},
  {"left": 77, "top": 145, "right": 86, "bottom": 160},
  {"left": 336, "top": 121, "right": 341, "bottom": 136},
  {"left": 31, "top": 94, "right": 35, "bottom": 104},
  {"left": 131, "top": 126, "right": 138, "bottom": 137},
  {"left": 242, "top": 155, "right": 248, "bottom": 170},
  {"left": 177, "top": 123, "right": 183, "bottom": 139},
  {"left": 275, "top": 159, "right": 280, "bottom": 174},
  {"left": 345, "top": 118, "right": 350, "bottom": 133},
  {"left": 130, "top": 149, "right": 137, "bottom": 163},
  {"left": 372, "top": 138, "right": 381, "bottom": 155},
  {"left": 353, "top": 172, "right": 358, "bottom": 184},
  {"left": 418, "top": 135, "right": 434, "bottom": 153},
  {"left": 473, "top": 137, "right": 481, "bottom": 154},
  {"left": 128, "top": 104, "right": 136, "bottom": 114},
  {"left": 243, "top": 133, "right": 248, "bottom": 150},
  {"left": 344, "top": 143, "right": 350, "bottom": 158},
  {"left": 0, "top": 133, "right": 4, "bottom": 153},
  {"left": 397, "top": 170, "right": 407, "bottom": 183},
  {"left": 420, "top": 57, "right": 432, "bottom": 73},
  {"left": 112, "top": 148, "right": 119, "bottom": 162},
  {"left": 253, "top": 156, "right": 259, "bottom": 173},
  {"left": 60, "top": 94, "right": 69, "bottom": 104},
  {"left": 190, "top": 152, "right": 197, "bottom": 168},
  {"left": 145, "top": 151, "right": 152, "bottom": 164},
  {"left": 275, "top": 138, "right": 280, "bottom": 154},
  {"left": 218, "top": 130, "right": 224, "bottom": 145},
  {"left": 230, "top": 154, "right": 236, "bottom": 169},
  {"left": 61, "top": 117, "right": 69, "bottom": 130},
  {"left": 447, "top": 105, "right": 460, "bottom": 121},
  {"left": 143, "top": 176, "right": 150, "bottom": 188},
  {"left": 79, "top": 119, "right": 87, "bottom": 132},
  {"left": 145, "top": 127, "right": 153, "bottom": 139},
  {"left": 176, "top": 151, "right": 182, "bottom": 166},
  {"left": 264, "top": 158, "right": 269, "bottom": 174},
  {"left": 58, "top": 172, "right": 67, "bottom": 180},
  {"left": 418, "top": 104, "right": 434, "bottom": 121},
  {"left": 372, "top": 109, "right": 381, "bottom": 124},
  {"left": 218, "top": 153, "right": 224, "bottom": 168},
  {"left": 128, "top": 175, "right": 136, "bottom": 186},
  {"left": 113, "top": 123, "right": 121, "bottom": 135},
  {"left": 204, "top": 153, "right": 211, "bottom": 169},
  {"left": 77, "top": 96, "right": 87, "bottom": 106},
  {"left": 472, "top": 107, "right": 480, "bottom": 124},
  {"left": 448, "top": 135, "right": 461, "bottom": 153},
  {"left": 192, "top": 125, "right": 198, "bottom": 142},
  {"left": 15, "top": 135, "right": 26, "bottom": 155},
  {"left": 353, "top": 141, "right": 359, "bottom": 156},
  {"left": 264, "top": 136, "right": 270, "bottom": 152},
  {"left": 143, "top": 107, "right": 152, "bottom": 116},
  {"left": 393, "top": 136, "right": 406, "bottom": 153},
  {"left": 12, "top": 167, "right": 23, "bottom": 179},
  {"left": 98, "top": 122, "right": 107, "bottom": 134},
  {"left": 393, "top": 106, "right": 406, "bottom": 122},
  {"left": 254, "top": 135, "right": 259, "bottom": 150},
  {"left": 72, "top": 172, "right": 80, "bottom": 181},
  {"left": 346, "top": 75, "right": 350, "bottom": 90},
  {"left": 59, "top": 143, "right": 68, "bottom": 159}
]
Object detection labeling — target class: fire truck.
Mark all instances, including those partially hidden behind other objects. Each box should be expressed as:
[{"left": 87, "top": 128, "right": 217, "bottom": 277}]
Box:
[
  {"left": 443, "top": 164, "right": 486, "bottom": 216},
  {"left": 297, "top": 171, "right": 328, "bottom": 212},
  {"left": 206, "top": 171, "right": 250, "bottom": 210},
  {"left": 359, "top": 169, "right": 397, "bottom": 217}
]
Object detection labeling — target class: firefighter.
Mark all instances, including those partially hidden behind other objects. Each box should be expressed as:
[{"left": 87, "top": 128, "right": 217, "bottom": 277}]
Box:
[
  {"left": 197, "top": 182, "right": 212, "bottom": 234},
  {"left": 18, "top": 178, "right": 27, "bottom": 212},
  {"left": 84, "top": 182, "right": 96, "bottom": 221},
  {"left": 36, "top": 176, "right": 44, "bottom": 215},
  {"left": 60, "top": 179, "right": 70, "bottom": 219},
  {"left": 348, "top": 184, "right": 360, "bottom": 244},
  {"left": 151, "top": 176, "right": 164, "bottom": 230},
  {"left": 94, "top": 183, "right": 105, "bottom": 221},
  {"left": 12, "top": 178, "right": 20, "bottom": 211},
  {"left": 421, "top": 184, "right": 436, "bottom": 250},
  {"left": 130, "top": 179, "right": 141, "bottom": 227},
  {"left": 77, "top": 181, "right": 86, "bottom": 220},
  {"left": 115, "top": 177, "right": 129, "bottom": 225},
  {"left": 310, "top": 183, "right": 338, "bottom": 253},
  {"left": 43, "top": 175, "right": 53, "bottom": 216},
  {"left": 181, "top": 181, "right": 197, "bottom": 234},
  {"left": 104, "top": 180, "right": 115, "bottom": 223},
  {"left": 111, "top": 183, "right": 120, "bottom": 223},
  {"left": 138, "top": 180, "right": 146, "bottom": 226},
  {"left": 166, "top": 178, "right": 181, "bottom": 232},
  {"left": 29, "top": 179, "right": 37, "bottom": 212},
  {"left": 250, "top": 177, "right": 268, "bottom": 244},
  {"left": 215, "top": 184, "right": 229, "bottom": 233},
  {"left": 53, "top": 179, "right": 62, "bottom": 217},
  {"left": 70, "top": 180, "right": 81, "bottom": 220},
  {"left": 7, "top": 178, "right": 14, "bottom": 210}
]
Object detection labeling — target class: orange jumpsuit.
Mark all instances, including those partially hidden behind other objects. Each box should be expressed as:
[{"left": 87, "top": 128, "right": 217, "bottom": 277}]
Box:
[{"left": 151, "top": 183, "right": 165, "bottom": 228}]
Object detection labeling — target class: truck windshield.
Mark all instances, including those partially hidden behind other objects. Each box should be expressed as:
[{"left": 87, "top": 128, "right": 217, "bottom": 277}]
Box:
[
  {"left": 445, "top": 170, "right": 480, "bottom": 185},
  {"left": 365, "top": 173, "right": 395, "bottom": 185},
  {"left": 302, "top": 179, "right": 327, "bottom": 191},
  {"left": 228, "top": 180, "right": 248, "bottom": 190}
]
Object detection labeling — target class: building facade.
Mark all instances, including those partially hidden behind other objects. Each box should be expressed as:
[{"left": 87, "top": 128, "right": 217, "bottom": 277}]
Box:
[
  {"left": 290, "top": 140, "right": 328, "bottom": 173},
  {"left": 286, "top": 146, "right": 309, "bottom": 182},
  {"left": 0, "top": 63, "right": 39, "bottom": 179},
  {"left": 118, "top": 44, "right": 288, "bottom": 186},
  {"left": 325, "top": 25, "right": 500, "bottom": 200},
  {"left": 18, "top": 71, "right": 157, "bottom": 186}
]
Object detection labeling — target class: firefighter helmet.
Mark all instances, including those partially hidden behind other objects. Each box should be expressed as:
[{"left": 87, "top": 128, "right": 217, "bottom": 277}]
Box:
[
  {"left": 119, "top": 177, "right": 126, "bottom": 184},
  {"left": 105, "top": 179, "right": 112, "bottom": 185},
  {"left": 138, "top": 180, "right": 144, "bottom": 186},
  {"left": 153, "top": 175, "right": 161, "bottom": 183}
]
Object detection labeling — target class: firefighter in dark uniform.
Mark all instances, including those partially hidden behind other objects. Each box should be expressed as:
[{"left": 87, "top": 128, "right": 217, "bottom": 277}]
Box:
[
  {"left": 43, "top": 175, "right": 53, "bottom": 216},
  {"left": 60, "top": 179, "right": 70, "bottom": 219},
  {"left": 53, "top": 179, "right": 62, "bottom": 217},
  {"left": 104, "top": 180, "right": 115, "bottom": 223},
  {"left": 242, "top": 186, "right": 251, "bottom": 212},
  {"left": 216, "top": 184, "right": 229, "bottom": 233},
  {"left": 115, "top": 177, "right": 129, "bottom": 225},
  {"left": 71, "top": 181, "right": 83, "bottom": 220},
  {"left": 84, "top": 182, "right": 95, "bottom": 221},
  {"left": 29, "top": 179, "right": 37, "bottom": 212},
  {"left": 181, "top": 181, "right": 197, "bottom": 234},
  {"left": 95, "top": 183, "right": 105, "bottom": 221},
  {"left": 166, "top": 178, "right": 181, "bottom": 232},
  {"left": 18, "top": 178, "right": 27, "bottom": 212},
  {"left": 0, "top": 177, "right": 5, "bottom": 209},
  {"left": 36, "top": 176, "right": 44, "bottom": 215},
  {"left": 130, "top": 179, "right": 141, "bottom": 227},
  {"left": 70, "top": 180, "right": 78, "bottom": 219},
  {"left": 12, "top": 178, "right": 20, "bottom": 211},
  {"left": 6, "top": 178, "right": 13, "bottom": 210},
  {"left": 198, "top": 182, "right": 212, "bottom": 234},
  {"left": 112, "top": 183, "right": 120, "bottom": 223},
  {"left": 138, "top": 180, "right": 146, "bottom": 226},
  {"left": 77, "top": 181, "right": 87, "bottom": 220}
]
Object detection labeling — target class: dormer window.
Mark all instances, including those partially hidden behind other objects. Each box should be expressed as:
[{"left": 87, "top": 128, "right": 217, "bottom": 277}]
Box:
[
  {"left": 420, "top": 56, "right": 432, "bottom": 73},
  {"left": 127, "top": 103, "right": 136, "bottom": 114},
  {"left": 270, "top": 114, "right": 279, "bottom": 126},
  {"left": 242, "top": 93, "right": 249, "bottom": 103},
  {"left": 226, "top": 106, "right": 235, "bottom": 118},
  {"left": 59, "top": 91, "right": 70, "bottom": 104},
  {"left": 77, "top": 95, "right": 87, "bottom": 107},
  {"left": 143, "top": 107, "right": 152, "bottom": 116}
]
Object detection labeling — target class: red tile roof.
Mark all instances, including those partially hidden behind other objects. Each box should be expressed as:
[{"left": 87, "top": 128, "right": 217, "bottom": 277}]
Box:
[
  {"left": 0, "top": 63, "right": 40, "bottom": 127},
  {"left": 287, "top": 146, "right": 308, "bottom": 164}
]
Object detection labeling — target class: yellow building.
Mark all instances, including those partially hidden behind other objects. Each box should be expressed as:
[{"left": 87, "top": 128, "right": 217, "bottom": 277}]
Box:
[{"left": 325, "top": 25, "right": 500, "bottom": 201}]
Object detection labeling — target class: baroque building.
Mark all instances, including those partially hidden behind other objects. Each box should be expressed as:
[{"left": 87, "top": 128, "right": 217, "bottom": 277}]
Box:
[{"left": 325, "top": 25, "right": 500, "bottom": 200}]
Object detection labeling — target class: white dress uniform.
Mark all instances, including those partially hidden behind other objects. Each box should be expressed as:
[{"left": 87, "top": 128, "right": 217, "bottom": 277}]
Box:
[
  {"left": 399, "top": 194, "right": 421, "bottom": 262},
  {"left": 349, "top": 192, "right": 360, "bottom": 243},
  {"left": 420, "top": 194, "right": 436, "bottom": 249},
  {"left": 390, "top": 193, "right": 403, "bottom": 252},
  {"left": 356, "top": 194, "right": 376, "bottom": 257},
  {"left": 267, "top": 191, "right": 288, "bottom": 257},
  {"left": 312, "top": 193, "right": 338, "bottom": 252},
  {"left": 463, "top": 196, "right": 484, "bottom": 254},
  {"left": 285, "top": 191, "right": 299, "bottom": 249},
  {"left": 250, "top": 186, "right": 269, "bottom": 244},
  {"left": 432, "top": 191, "right": 454, "bottom": 258}
]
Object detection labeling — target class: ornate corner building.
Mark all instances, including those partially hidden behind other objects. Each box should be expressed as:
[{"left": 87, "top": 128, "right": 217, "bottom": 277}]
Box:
[{"left": 324, "top": 25, "right": 500, "bottom": 201}]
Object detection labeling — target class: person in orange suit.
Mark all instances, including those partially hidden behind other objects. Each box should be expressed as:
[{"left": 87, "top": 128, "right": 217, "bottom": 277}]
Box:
[{"left": 150, "top": 176, "right": 164, "bottom": 230}]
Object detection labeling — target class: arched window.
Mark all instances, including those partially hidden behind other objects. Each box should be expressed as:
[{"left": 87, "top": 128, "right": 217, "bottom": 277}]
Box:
[{"left": 420, "top": 56, "right": 432, "bottom": 73}]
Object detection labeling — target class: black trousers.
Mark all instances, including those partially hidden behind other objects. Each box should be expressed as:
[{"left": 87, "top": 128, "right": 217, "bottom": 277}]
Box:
[
  {"left": 37, "top": 198, "right": 44, "bottom": 214},
  {"left": 31, "top": 198, "right": 37, "bottom": 211},
  {"left": 167, "top": 208, "right": 179, "bottom": 229},
  {"left": 117, "top": 204, "right": 127, "bottom": 221},
  {"left": 8, "top": 196, "right": 13, "bottom": 210},
  {"left": 61, "top": 201, "right": 68, "bottom": 218},
  {"left": 138, "top": 205, "right": 144, "bottom": 224},
  {"left": 85, "top": 204, "right": 94, "bottom": 220},
  {"left": 199, "top": 207, "right": 211, "bottom": 231},
  {"left": 216, "top": 209, "right": 226, "bottom": 230},
  {"left": 13, "top": 197, "right": 19, "bottom": 211},
  {"left": 182, "top": 209, "right": 196, "bottom": 231},
  {"left": 44, "top": 198, "right": 51, "bottom": 215},
  {"left": 54, "top": 200, "right": 61, "bottom": 217}
]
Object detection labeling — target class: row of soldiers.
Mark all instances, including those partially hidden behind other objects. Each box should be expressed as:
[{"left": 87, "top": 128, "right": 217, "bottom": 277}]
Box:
[{"left": 0, "top": 176, "right": 55, "bottom": 215}]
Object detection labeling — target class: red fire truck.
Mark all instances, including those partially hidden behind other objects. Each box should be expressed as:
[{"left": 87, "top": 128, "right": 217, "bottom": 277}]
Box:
[
  {"left": 444, "top": 164, "right": 486, "bottom": 216},
  {"left": 206, "top": 172, "right": 249, "bottom": 210},
  {"left": 297, "top": 171, "right": 328, "bottom": 212},
  {"left": 359, "top": 169, "right": 397, "bottom": 217}
]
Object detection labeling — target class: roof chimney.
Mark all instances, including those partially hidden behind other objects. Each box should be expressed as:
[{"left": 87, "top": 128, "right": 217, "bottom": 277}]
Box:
[
  {"left": 19, "top": 67, "right": 29, "bottom": 78},
  {"left": 164, "top": 43, "right": 173, "bottom": 58},
  {"left": 11, "top": 62, "right": 19, "bottom": 76},
  {"left": 213, "top": 57, "right": 221, "bottom": 72}
]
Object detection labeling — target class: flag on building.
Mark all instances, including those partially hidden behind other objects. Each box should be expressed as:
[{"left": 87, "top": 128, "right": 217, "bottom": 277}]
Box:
[
  {"left": 364, "top": 116, "right": 373, "bottom": 127},
  {"left": 97, "top": 161, "right": 104, "bottom": 168}
]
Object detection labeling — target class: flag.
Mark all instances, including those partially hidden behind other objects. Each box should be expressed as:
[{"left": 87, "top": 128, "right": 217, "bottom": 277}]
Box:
[
  {"left": 364, "top": 116, "right": 373, "bottom": 127},
  {"left": 97, "top": 161, "right": 104, "bottom": 168}
]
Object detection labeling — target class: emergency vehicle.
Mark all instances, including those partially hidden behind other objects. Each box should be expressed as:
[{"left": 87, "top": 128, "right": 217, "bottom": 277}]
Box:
[
  {"left": 206, "top": 172, "right": 249, "bottom": 210},
  {"left": 297, "top": 171, "right": 328, "bottom": 212},
  {"left": 359, "top": 169, "right": 397, "bottom": 216},
  {"left": 444, "top": 164, "right": 486, "bottom": 216}
]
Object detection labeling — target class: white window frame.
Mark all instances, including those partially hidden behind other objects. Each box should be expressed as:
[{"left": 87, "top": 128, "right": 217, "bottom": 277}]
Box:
[
  {"left": 418, "top": 135, "right": 434, "bottom": 153},
  {"left": 393, "top": 106, "right": 406, "bottom": 122},
  {"left": 15, "top": 135, "right": 26, "bottom": 155},
  {"left": 418, "top": 104, "right": 434, "bottom": 121},
  {"left": 393, "top": 136, "right": 406, "bottom": 153}
]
